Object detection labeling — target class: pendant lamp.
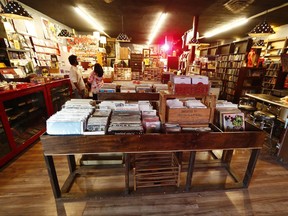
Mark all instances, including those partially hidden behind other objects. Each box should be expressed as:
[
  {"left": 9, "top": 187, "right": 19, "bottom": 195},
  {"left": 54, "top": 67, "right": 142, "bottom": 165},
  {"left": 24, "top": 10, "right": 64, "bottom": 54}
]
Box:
[
  {"left": 116, "top": 16, "right": 131, "bottom": 42},
  {"left": 0, "top": 1, "right": 33, "bottom": 20},
  {"left": 248, "top": 20, "right": 275, "bottom": 37}
]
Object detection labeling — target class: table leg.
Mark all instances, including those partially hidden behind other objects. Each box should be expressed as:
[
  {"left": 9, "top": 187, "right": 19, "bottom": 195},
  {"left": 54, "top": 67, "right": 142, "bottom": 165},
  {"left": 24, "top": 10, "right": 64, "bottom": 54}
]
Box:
[
  {"left": 67, "top": 155, "right": 76, "bottom": 173},
  {"left": 243, "top": 149, "right": 261, "bottom": 187},
  {"left": 44, "top": 155, "right": 61, "bottom": 199},
  {"left": 124, "top": 153, "right": 130, "bottom": 195},
  {"left": 221, "top": 150, "right": 234, "bottom": 164},
  {"left": 185, "top": 151, "right": 196, "bottom": 192}
]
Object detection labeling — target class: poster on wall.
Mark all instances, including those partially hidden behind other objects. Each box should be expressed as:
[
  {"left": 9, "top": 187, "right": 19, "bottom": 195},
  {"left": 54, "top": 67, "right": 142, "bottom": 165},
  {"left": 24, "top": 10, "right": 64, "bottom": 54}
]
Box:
[
  {"left": 41, "top": 17, "right": 51, "bottom": 39},
  {"left": 25, "top": 21, "right": 37, "bottom": 37},
  {"left": 12, "top": 19, "right": 28, "bottom": 34}
]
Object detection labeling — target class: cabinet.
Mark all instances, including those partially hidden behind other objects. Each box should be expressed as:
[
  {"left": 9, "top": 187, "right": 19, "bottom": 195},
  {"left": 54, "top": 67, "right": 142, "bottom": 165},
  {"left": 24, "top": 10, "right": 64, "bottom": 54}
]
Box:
[
  {"left": 262, "top": 63, "right": 281, "bottom": 94},
  {"left": 45, "top": 79, "right": 71, "bottom": 116},
  {"left": 130, "top": 53, "right": 142, "bottom": 80},
  {"left": 0, "top": 79, "right": 71, "bottom": 167},
  {"left": 0, "top": 116, "right": 11, "bottom": 159},
  {"left": 261, "top": 37, "right": 288, "bottom": 63},
  {"left": 199, "top": 39, "right": 253, "bottom": 100},
  {"left": 0, "top": 85, "right": 48, "bottom": 167},
  {"left": 142, "top": 67, "right": 162, "bottom": 81},
  {"left": 227, "top": 67, "right": 264, "bottom": 103},
  {"left": 216, "top": 53, "right": 247, "bottom": 99},
  {"left": 119, "top": 47, "right": 130, "bottom": 60}
]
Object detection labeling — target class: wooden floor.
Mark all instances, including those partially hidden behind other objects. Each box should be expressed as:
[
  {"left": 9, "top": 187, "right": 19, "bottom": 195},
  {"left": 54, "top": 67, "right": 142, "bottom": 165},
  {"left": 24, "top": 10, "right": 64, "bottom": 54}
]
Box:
[{"left": 0, "top": 140, "right": 288, "bottom": 216}]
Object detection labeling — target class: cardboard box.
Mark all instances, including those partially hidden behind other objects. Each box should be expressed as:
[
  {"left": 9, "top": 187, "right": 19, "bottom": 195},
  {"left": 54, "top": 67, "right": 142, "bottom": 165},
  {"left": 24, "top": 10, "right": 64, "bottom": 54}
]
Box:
[
  {"left": 173, "top": 83, "right": 210, "bottom": 96},
  {"left": 191, "top": 75, "right": 209, "bottom": 84},
  {"left": 173, "top": 75, "right": 191, "bottom": 84},
  {"left": 166, "top": 106, "right": 211, "bottom": 124}
]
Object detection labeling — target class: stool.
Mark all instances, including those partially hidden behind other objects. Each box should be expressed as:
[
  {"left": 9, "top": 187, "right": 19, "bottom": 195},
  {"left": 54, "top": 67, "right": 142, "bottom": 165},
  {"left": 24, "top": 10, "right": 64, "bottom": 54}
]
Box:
[
  {"left": 252, "top": 110, "right": 275, "bottom": 138},
  {"left": 238, "top": 97, "right": 257, "bottom": 119}
]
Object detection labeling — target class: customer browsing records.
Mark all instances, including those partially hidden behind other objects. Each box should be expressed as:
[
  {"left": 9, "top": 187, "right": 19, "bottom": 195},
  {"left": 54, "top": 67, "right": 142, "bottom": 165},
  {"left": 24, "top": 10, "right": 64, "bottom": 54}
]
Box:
[
  {"left": 68, "top": 54, "right": 86, "bottom": 98},
  {"left": 87, "top": 63, "right": 104, "bottom": 100}
]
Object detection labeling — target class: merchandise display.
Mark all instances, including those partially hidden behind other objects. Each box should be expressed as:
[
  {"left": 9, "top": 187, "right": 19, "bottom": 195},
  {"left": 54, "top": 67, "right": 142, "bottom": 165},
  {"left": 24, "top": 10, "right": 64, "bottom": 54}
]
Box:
[
  {"left": 1, "top": 3, "right": 288, "bottom": 214},
  {"left": 46, "top": 99, "right": 94, "bottom": 135}
]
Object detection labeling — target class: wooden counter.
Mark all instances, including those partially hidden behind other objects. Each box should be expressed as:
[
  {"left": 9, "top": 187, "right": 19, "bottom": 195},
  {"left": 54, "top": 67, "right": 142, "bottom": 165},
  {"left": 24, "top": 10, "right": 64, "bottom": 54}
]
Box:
[{"left": 245, "top": 93, "right": 288, "bottom": 109}]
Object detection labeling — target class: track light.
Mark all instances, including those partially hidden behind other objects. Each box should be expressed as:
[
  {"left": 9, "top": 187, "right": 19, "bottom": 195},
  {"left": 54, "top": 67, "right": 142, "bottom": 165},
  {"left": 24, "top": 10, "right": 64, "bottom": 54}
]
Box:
[
  {"left": 147, "top": 12, "right": 167, "bottom": 45},
  {"left": 203, "top": 18, "right": 248, "bottom": 38},
  {"left": 74, "top": 6, "right": 110, "bottom": 38}
]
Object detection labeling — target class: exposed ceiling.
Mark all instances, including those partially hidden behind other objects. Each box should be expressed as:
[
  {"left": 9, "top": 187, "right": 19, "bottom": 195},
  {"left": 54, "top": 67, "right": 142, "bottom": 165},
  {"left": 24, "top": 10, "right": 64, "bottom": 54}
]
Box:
[{"left": 18, "top": 0, "right": 288, "bottom": 48}]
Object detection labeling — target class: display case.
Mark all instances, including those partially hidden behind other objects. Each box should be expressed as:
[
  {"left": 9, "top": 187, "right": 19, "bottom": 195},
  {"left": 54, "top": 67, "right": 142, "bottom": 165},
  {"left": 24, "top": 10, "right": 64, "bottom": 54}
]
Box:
[
  {"left": 45, "top": 79, "right": 71, "bottom": 116},
  {"left": 0, "top": 85, "right": 48, "bottom": 167},
  {"left": 0, "top": 116, "right": 11, "bottom": 159},
  {"left": 226, "top": 67, "right": 265, "bottom": 103},
  {"left": 0, "top": 79, "right": 71, "bottom": 167},
  {"left": 261, "top": 37, "right": 288, "bottom": 63}
]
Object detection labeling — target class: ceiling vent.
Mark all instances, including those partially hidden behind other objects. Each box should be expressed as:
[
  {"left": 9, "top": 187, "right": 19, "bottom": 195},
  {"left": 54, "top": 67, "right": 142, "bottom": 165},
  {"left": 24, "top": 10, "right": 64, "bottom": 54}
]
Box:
[{"left": 224, "top": 0, "right": 254, "bottom": 14}]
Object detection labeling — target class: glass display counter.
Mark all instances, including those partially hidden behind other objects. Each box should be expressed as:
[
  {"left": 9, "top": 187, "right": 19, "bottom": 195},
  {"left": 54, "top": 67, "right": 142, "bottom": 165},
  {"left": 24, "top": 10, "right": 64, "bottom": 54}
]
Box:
[{"left": 0, "top": 79, "right": 71, "bottom": 167}]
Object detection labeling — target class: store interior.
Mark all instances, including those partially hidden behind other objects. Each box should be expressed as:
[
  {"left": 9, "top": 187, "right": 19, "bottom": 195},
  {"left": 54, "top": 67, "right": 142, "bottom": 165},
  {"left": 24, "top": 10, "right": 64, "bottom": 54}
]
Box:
[{"left": 0, "top": 1, "right": 288, "bottom": 215}]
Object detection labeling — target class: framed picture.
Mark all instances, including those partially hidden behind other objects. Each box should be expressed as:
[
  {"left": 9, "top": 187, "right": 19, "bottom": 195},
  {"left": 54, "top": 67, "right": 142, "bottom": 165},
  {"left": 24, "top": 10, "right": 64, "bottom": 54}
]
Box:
[
  {"left": 143, "top": 49, "right": 150, "bottom": 58},
  {"left": 105, "top": 39, "right": 116, "bottom": 58},
  {"left": 41, "top": 17, "right": 51, "bottom": 39}
]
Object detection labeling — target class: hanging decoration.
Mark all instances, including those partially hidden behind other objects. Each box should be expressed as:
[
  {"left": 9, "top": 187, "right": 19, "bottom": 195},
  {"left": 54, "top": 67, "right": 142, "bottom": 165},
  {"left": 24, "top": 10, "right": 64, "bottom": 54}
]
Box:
[
  {"left": 116, "top": 15, "right": 131, "bottom": 42},
  {"left": 248, "top": 20, "right": 275, "bottom": 37},
  {"left": 0, "top": 1, "right": 33, "bottom": 20}
]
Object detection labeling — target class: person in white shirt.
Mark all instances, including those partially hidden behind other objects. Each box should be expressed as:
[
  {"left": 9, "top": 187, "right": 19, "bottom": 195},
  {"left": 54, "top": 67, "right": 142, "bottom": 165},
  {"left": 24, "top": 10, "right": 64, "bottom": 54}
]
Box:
[{"left": 68, "top": 55, "right": 86, "bottom": 98}]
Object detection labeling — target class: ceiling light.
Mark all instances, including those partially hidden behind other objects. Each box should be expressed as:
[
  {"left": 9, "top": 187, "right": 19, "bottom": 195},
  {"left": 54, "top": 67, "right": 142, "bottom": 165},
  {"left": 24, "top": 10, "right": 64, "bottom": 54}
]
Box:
[
  {"left": 74, "top": 6, "right": 110, "bottom": 38},
  {"left": 203, "top": 18, "right": 248, "bottom": 38},
  {"left": 116, "top": 16, "right": 131, "bottom": 42},
  {"left": 248, "top": 20, "right": 275, "bottom": 37},
  {"left": 147, "top": 12, "right": 167, "bottom": 45},
  {"left": 0, "top": 1, "right": 33, "bottom": 20}
]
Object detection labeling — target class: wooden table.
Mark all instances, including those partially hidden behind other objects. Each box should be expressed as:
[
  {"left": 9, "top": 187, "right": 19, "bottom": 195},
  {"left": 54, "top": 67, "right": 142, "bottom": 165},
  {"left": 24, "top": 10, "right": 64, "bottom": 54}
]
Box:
[{"left": 41, "top": 122, "right": 265, "bottom": 201}]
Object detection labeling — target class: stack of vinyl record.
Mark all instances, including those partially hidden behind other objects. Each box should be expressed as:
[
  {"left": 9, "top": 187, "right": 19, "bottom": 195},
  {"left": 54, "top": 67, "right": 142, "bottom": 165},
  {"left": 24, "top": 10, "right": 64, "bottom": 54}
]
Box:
[
  {"left": 108, "top": 110, "right": 143, "bottom": 135},
  {"left": 85, "top": 109, "right": 111, "bottom": 135}
]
